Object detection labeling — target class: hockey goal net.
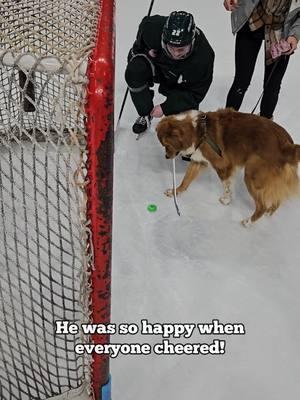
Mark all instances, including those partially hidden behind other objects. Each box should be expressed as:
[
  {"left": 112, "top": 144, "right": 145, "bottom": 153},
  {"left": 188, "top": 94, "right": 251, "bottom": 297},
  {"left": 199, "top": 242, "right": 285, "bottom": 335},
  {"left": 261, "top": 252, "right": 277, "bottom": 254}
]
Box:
[{"left": 0, "top": 1, "right": 114, "bottom": 399}]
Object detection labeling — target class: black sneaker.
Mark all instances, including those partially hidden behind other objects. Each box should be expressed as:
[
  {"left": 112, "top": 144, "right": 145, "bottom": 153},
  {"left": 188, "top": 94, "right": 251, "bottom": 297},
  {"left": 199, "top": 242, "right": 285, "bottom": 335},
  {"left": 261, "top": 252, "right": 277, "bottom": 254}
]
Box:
[{"left": 132, "top": 115, "right": 151, "bottom": 134}]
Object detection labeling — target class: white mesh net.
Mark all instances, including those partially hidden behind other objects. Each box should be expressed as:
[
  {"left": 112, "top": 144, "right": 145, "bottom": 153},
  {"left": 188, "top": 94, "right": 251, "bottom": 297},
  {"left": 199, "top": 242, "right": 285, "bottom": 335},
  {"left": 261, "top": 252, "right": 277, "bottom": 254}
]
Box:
[{"left": 0, "top": 1, "right": 102, "bottom": 399}]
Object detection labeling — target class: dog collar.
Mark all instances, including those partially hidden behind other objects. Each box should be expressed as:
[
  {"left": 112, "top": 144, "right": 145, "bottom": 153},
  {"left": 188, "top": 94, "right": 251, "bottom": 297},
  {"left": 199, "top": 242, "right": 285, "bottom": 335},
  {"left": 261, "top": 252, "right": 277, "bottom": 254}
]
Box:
[{"left": 197, "top": 113, "right": 222, "bottom": 157}]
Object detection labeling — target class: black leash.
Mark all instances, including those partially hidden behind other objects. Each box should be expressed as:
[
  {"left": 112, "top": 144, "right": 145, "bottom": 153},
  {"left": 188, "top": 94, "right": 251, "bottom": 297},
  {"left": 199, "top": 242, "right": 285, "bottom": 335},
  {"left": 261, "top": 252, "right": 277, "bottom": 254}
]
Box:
[
  {"left": 198, "top": 113, "right": 223, "bottom": 157},
  {"left": 205, "top": 58, "right": 281, "bottom": 157},
  {"left": 251, "top": 57, "right": 281, "bottom": 114},
  {"left": 201, "top": 55, "right": 280, "bottom": 156}
]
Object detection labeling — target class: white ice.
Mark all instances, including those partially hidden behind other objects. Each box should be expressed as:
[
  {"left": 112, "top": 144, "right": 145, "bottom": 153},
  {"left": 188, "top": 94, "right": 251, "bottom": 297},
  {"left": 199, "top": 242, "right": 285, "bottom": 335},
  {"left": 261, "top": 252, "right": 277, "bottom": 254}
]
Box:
[{"left": 112, "top": 1, "right": 300, "bottom": 400}]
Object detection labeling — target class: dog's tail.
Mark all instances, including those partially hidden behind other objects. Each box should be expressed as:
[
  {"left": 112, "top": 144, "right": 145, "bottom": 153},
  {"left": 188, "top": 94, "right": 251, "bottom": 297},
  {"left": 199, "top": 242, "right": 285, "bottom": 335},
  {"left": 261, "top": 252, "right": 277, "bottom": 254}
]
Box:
[
  {"left": 259, "top": 163, "right": 300, "bottom": 210},
  {"left": 282, "top": 144, "right": 300, "bottom": 186},
  {"left": 245, "top": 156, "right": 300, "bottom": 211},
  {"left": 282, "top": 143, "right": 300, "bottom": 165}
]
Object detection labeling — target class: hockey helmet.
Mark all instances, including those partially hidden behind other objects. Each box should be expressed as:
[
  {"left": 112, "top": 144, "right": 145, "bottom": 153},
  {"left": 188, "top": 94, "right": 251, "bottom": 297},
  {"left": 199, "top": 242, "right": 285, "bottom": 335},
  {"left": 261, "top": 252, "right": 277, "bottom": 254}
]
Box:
[{"left": 162, "top": 11, "right": 196, "bottom": 47}]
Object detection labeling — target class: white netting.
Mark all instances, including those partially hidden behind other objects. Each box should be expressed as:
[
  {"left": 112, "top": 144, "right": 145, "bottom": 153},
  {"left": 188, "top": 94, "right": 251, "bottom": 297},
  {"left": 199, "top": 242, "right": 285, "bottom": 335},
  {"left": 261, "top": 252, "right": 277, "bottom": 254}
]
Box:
[{"left": 0, "top": 1, "right": 102, "bottom": 399}]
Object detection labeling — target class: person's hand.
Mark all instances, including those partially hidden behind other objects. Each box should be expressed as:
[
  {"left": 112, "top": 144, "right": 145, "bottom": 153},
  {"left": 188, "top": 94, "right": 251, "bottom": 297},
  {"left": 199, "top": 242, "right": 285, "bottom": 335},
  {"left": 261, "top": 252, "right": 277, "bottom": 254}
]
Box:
[
  {"left": 151, "top": 105, "right": 164, "bottom": 118},
  {"left": 285, "top": 36, "right": 298, "bottom": 55},
  {"left": 223, "top": 0, "right": 239, "bottom": 11},
  {"left": 148, "top": 49, "right": 157, "bottom": 58}
]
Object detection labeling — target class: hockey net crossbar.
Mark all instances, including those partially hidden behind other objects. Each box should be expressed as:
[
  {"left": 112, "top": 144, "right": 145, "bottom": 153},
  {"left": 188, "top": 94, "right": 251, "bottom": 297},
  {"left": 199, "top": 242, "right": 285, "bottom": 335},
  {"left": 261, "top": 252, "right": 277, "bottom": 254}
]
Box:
[
  {"left": 0, "top": 1, "right": 114, "bottom": 399},
  {"left": 0, "top": 51, "right": 89, "bottom": 76}
]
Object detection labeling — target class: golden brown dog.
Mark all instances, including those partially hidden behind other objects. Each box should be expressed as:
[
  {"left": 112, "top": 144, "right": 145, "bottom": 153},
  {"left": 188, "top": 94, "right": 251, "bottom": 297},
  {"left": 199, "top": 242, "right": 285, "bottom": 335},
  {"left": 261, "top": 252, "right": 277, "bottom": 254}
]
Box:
[{"left": 156, "top": 108, "right": 300, "bottom": 226}]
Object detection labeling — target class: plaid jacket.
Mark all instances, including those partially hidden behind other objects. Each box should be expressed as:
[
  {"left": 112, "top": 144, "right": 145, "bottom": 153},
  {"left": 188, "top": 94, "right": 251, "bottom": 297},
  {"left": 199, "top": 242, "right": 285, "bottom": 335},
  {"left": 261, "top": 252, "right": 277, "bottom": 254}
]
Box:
[{"left": 230, "top": 0, "right": 300, "bottom": 40}]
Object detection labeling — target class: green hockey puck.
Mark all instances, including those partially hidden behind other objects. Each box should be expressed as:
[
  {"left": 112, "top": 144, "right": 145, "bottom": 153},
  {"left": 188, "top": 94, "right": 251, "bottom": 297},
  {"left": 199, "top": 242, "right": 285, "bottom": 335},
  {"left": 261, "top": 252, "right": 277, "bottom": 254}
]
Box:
[{"left": 147, "top": 204, "right": 157, "bottom": 212}]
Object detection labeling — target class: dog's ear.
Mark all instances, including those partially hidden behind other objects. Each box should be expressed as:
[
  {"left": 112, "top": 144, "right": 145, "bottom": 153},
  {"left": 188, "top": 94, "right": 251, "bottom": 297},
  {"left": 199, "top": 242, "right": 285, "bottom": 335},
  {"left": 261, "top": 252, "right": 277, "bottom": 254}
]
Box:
[
  {"left": 168, "top": 126, "right": 180, "bottom": 136},
  {"left": 156, "top": 119, "right": 184, "bottom": 152},
  {"left": 169, "top": 129, "right": 183, "bottom": 150},
  {"left": 156, "top": 118, "right": 173, "bottom": 142},
  {"left": 156, "top": 118, "right": 181, "bottom": 137},
  {"left": 169, "top": 128, "right": 183, "bottom": 143}
]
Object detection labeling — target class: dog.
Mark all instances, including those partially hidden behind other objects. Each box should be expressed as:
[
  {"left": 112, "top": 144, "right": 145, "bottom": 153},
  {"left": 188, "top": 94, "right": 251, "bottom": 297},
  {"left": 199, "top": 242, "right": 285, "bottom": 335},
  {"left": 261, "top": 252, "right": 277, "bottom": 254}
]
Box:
[{"left": 156, "top": 108, "right": 300, "bottom": 226}]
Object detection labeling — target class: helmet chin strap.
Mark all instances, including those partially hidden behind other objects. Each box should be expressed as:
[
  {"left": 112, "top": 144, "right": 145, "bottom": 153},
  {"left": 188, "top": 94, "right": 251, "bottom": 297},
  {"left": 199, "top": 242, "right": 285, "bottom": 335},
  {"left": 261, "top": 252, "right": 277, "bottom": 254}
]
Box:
[{"left": 161, "top": 37, "right": 195, "bottom": 60}]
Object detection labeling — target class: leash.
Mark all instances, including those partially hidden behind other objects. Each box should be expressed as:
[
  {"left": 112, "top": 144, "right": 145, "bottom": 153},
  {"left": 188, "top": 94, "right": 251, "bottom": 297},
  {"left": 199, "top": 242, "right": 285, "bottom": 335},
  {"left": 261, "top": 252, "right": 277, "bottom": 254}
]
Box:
[
  {"left": 198, "top": 113, "right": 223, "bottom": 157},
  {"left": 200, "top": 59, "right": 282, "bottom": 152},
  {"left": 251, "top": 57, "right": 280, "bottom": 114},
  {"left": 171, "top": 113, "right": 220, "bottom": 217}
]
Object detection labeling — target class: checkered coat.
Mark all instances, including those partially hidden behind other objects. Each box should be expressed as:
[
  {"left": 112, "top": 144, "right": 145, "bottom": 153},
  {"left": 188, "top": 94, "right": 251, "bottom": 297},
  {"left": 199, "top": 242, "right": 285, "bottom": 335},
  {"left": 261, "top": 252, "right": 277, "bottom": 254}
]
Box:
[{"left": 230, "top": 0, "right": 300, "bottom": 39}]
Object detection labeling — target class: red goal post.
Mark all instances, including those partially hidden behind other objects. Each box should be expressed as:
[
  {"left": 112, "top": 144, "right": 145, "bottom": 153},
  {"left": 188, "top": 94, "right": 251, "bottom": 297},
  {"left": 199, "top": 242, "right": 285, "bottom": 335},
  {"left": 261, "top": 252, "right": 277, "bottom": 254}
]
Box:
[{"left": 86, "top": 0, "right": 115, "bottom": 398}]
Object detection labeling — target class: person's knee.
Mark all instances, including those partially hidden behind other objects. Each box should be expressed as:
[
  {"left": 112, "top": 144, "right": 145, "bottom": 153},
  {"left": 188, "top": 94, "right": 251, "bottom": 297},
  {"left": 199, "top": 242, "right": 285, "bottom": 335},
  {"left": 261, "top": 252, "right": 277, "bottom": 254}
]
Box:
[
  {"left": 230, "top": 84, "right": 249, "bottom": 96},
  {"left": 125, "top": 57, "right": 153, "bottom": 88},
  {"left": 226, "top": 84, "right": 248, "bottom": 109},
  {"left": 231, "top": 72, "right": 254, "bottom": 94}
]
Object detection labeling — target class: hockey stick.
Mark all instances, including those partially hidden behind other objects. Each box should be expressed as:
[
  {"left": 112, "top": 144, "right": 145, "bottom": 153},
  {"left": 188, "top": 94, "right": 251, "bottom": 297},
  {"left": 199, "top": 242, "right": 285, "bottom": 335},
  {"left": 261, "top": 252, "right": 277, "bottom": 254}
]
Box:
[
  {"left": 116, "top": 0, "right": 155, "bottom": 130},
  {"left": 172, "top": 158, "right": 181, "bottom": 216}
]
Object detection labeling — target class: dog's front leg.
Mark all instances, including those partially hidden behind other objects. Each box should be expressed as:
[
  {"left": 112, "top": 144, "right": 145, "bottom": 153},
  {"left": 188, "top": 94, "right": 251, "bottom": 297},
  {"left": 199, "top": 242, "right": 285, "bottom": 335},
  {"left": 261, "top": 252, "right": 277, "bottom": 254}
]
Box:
[
  {"left": 165, "top": 161, "right": 207, "bottom": 197},
  {"left": 214, "top": 166, "right": 234, "bottom": 205},
  {"left": 219, "top": 178, "right": 233, "bottom": 205}
]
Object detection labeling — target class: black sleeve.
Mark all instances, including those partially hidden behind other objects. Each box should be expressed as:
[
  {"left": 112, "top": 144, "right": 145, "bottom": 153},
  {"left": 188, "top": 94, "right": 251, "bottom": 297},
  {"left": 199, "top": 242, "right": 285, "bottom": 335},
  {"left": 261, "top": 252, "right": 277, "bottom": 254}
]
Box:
[
  {"left": 127, "top": 16, "right": 150, "bottom": 62},
  {"left": 132, "top": 17, "right": 149, "bottom": 51},
  {"left": 128, "top": 15, "right": 166, "bottom": 62},
  {"left": 161, "top": 52, "right": 215, "bottom": 116}
]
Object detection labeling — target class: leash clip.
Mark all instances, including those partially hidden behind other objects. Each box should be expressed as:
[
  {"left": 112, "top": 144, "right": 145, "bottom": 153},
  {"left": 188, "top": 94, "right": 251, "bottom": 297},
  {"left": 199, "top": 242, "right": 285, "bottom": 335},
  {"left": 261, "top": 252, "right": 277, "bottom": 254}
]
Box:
[{"left": 199, "top": 113, "right": 206, "bottom": 123}]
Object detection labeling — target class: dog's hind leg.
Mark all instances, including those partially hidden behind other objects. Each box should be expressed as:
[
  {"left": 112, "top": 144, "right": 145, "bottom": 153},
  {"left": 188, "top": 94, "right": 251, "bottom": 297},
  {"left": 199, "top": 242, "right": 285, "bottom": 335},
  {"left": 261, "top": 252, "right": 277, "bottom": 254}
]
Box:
[
  {"left": 242, "top": 159, "right": 268, "bottom": 226},
  {"left": 241, "top": 200, "right": 266, "bottom": 227},
  {"left": 165, "top": 161, "right": 207, "bottom": 197}
]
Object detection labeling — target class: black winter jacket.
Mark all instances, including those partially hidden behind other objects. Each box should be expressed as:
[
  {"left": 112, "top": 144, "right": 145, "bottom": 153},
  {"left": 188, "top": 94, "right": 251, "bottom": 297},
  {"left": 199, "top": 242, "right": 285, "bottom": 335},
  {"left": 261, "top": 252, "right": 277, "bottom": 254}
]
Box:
[{"left": 129, "top": 15, "right": 215, "bottom": 115}]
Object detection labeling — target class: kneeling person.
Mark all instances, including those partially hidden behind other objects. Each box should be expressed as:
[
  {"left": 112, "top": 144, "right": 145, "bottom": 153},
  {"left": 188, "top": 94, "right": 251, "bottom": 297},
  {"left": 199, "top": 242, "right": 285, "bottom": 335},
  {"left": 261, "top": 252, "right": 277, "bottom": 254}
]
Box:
[{"left": 125, "top": 10, "right": 215, "bottom": 134}]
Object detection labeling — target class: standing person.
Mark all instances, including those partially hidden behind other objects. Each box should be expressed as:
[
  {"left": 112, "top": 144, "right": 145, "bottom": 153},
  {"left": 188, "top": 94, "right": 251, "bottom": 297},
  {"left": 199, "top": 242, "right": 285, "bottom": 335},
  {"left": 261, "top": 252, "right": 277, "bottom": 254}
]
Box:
[
  {"left": 125, "top": 11, "right": 215, "bottom": 134},
  {"left": 224, "top": 0, "right": 299, "bottom": 119}
]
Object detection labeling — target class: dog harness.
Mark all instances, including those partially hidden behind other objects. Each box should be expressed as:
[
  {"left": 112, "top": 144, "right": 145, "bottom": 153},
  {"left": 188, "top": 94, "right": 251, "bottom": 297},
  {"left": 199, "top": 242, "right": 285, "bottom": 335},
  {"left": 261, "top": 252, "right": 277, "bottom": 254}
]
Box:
[{"left": 196, "top": 113, "right": 223, "bottom": 157}]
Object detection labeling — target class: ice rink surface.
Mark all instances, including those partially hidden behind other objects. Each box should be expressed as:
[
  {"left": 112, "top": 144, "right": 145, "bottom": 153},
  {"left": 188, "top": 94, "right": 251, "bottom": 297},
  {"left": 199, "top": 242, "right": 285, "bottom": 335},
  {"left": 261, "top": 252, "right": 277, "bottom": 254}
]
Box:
[{"left": 112, "top": 1, "right": 300, "bottom": 399}]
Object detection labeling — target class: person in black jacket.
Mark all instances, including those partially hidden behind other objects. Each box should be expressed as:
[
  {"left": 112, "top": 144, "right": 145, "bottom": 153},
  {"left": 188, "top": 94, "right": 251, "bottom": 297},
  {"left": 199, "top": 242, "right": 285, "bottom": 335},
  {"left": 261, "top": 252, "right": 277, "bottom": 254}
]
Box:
[{"left": 125, "top": 10, "right": 215, "bottom": 134}]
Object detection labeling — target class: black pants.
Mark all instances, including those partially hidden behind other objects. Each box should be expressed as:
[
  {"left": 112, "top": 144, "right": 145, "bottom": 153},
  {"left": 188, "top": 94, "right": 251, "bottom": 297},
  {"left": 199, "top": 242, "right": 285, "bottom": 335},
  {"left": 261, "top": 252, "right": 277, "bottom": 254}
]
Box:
[
  {"left": 226, "top": 24, "right": 290, "bottom": 118},
  {"left": 125, "top": 55, "right": 155, "bottom": 117}
]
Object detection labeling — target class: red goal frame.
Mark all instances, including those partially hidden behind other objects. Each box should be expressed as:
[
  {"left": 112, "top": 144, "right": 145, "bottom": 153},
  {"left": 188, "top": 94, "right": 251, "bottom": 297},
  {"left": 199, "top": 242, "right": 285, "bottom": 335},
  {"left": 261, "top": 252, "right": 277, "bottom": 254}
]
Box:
[{"left": 85, "top": 0, "right": 115, "bottom": 398}]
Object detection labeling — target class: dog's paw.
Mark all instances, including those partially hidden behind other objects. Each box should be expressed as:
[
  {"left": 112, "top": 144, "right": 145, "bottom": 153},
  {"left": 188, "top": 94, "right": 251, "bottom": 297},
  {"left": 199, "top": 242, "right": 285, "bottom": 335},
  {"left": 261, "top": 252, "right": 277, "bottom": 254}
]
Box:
[
  {"left": 164, "top": 188, "right": 174, "bottom": 197},
  {"left": 241, "top": 218, "right": 252, "bottom": 228},
  {"left": 219, "top": 195, "right": 232, "bottom": 205}
]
